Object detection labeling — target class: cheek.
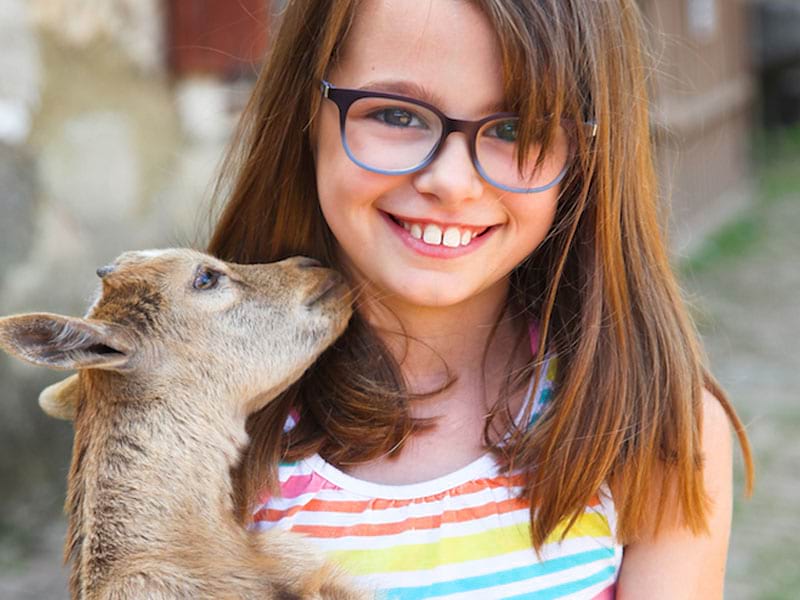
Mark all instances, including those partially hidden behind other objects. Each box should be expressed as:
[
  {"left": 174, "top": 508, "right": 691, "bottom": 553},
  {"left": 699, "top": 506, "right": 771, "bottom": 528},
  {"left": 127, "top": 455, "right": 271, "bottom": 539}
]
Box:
[
  {"left": 314, "top": 139, "right": 381, "bottom": 281},
  {"left": 507, "top": 190, "right": 559, "bottom": 254},
  {"left": 313, "top": 113, "right": 396, "bottom": 234},
  {"left": 314, "top": 110, "right": 359, "bottom": 207},
  {"left": 313, "top": 115, "right": 354, "bottom": 238}
]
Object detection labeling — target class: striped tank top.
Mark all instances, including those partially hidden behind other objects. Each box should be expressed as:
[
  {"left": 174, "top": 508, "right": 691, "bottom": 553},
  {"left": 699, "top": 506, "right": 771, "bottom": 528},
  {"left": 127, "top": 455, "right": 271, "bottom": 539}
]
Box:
[{"left": 251, "top": 357, "right": 622, "bottom": 599}]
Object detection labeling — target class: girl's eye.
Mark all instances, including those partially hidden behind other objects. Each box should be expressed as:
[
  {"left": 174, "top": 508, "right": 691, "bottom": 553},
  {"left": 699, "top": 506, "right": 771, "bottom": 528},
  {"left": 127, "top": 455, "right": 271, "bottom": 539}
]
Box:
[
  {"left": 193, "top": 268, "right": 222, "bottom": 291},
  {"left": 370, "top": 107, "right": 427, "bottom": 128},
  {"left": 486, "top": 119, "right": 519, "bottom": 142}
]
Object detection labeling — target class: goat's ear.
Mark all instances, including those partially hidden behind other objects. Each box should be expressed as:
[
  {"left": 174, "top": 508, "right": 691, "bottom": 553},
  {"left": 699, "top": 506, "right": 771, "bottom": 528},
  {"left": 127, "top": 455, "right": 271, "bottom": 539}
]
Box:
[
  {"left": 0, "top": 313, "right": 135, "bottom": 371},
  {"left": 39, "top": 374, "right": 80, "bottom": 420}
]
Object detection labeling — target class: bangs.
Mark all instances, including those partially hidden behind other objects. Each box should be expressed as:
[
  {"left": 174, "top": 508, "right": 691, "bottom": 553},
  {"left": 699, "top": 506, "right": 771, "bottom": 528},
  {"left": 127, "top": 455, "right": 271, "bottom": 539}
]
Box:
[{"left": 476, "top": 0, "right": 595, "bottom": 176}]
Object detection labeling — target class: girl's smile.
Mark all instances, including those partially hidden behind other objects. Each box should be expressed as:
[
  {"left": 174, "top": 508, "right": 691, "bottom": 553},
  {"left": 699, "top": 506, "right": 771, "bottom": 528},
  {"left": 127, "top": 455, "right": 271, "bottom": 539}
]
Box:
[{"left": 380, "top": 210, "right": 498, "bottom": 259}]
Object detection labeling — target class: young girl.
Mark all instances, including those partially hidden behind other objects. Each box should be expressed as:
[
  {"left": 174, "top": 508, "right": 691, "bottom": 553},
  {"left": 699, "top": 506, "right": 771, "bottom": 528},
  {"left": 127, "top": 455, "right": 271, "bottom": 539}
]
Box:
[{"left": 208, "top": 0, "right": 753, "bottom": 597}]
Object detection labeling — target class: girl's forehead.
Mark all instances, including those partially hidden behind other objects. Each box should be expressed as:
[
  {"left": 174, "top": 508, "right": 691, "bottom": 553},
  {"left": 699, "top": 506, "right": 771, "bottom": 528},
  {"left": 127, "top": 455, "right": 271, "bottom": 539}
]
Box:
[{"left": 331, "top": 0, "right": 505, "bottom": 116}]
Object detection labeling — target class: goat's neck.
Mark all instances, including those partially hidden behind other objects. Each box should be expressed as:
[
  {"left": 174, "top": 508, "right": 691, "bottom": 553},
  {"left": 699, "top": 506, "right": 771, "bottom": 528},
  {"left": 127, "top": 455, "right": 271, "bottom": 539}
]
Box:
[{"left": 68, "top": 373, "right": 250, "bottom": 594}]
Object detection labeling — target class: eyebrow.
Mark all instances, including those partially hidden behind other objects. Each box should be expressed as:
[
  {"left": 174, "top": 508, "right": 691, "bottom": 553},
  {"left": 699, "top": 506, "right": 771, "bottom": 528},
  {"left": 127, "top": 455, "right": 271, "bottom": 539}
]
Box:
[{"left": 358, "top": 79, "right": 508, "bottom": 115}]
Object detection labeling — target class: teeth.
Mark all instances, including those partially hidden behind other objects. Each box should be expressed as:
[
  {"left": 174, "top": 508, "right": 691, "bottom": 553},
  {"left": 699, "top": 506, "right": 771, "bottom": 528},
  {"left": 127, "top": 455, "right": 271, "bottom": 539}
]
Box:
[
  {"left": 442, "top": 227, "right": 461, "bottom": 248},
  {"left": 422, "top": 224, "right": 443, "bottom": 245},
  {"left": 397, "top": 217, "right": 485, "bottom": 248}
]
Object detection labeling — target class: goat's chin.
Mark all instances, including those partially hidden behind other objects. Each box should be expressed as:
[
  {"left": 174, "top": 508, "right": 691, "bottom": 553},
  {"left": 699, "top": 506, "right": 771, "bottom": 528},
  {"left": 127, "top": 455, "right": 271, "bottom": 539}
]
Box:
[
  {"left": 240, "top": 389, "right": 282, "bottom": 418},
  {"left": 244, "top": 346, "right": 332, "bottom": 414}
]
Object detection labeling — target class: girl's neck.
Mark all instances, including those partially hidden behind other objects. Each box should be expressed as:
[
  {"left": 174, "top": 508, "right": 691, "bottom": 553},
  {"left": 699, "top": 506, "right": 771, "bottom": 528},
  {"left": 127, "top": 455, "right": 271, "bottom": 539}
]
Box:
[
  {"left": 358, "top": 278, "right": 527, "bottom": 397},
  {"left": 343, "top": 280, "right": 533, "bottom": 483}
]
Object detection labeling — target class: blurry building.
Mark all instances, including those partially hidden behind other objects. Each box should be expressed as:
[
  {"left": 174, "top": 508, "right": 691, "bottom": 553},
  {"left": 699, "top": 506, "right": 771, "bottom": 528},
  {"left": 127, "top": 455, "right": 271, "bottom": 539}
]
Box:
[
  {"left": 638, "top": 0, "right": 756, "bottom": 254},
  {"left": 165, "top": 0, "right": 270, "bottom": 142},
  {"left": 750, "top": 0, "right": 800, "bottom": 128},
  {"left": 167, "top": 0, "right": 269, "bottom": 78}
]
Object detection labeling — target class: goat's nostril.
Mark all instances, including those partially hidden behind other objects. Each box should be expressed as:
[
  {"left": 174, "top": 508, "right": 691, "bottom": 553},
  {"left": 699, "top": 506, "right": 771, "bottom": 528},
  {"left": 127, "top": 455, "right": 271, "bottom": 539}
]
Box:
[{"left": 96, "top": 265, "right": 115, "bottom": 279}]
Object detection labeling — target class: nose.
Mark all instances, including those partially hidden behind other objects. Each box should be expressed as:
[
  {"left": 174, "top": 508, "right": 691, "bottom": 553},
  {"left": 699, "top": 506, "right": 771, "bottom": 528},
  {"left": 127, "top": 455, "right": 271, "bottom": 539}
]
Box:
[
  {"left": 96, "top": 265, "right": 115, "bottom": 278},
  {"left": 412, "top": 133, "right": 484, "bottom": 204}
]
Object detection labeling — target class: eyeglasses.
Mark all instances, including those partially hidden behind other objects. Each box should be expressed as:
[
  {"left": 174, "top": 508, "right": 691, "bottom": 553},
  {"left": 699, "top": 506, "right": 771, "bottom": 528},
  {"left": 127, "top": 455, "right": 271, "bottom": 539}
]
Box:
[{"left": 320, "top": 80, "right": 596, "bottom": 194}]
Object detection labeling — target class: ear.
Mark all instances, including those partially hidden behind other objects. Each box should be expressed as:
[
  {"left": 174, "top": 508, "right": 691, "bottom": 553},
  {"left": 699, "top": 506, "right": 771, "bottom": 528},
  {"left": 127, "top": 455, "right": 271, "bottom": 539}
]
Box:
[
  {"left": 0, "top": 313, "right": 135, "bottom": 371},
  {"left": 39, "top": 374, "right": 80, "bottom": 420}
]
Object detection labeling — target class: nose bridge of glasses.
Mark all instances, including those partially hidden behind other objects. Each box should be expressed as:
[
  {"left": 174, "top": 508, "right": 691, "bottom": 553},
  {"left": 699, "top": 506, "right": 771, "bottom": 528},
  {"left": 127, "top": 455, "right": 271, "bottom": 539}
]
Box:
[
  {"left": 430, "top": 113, "right": 476, "bottom": 150},
  {"left": 431, "top": 124, "right": 477, "bottom": 168},
  {"left": 423, "top": 116, "right": 481, "bottom": 175},
  {"left": 442, "top": 116, "right": 481, "bottom": 144}
]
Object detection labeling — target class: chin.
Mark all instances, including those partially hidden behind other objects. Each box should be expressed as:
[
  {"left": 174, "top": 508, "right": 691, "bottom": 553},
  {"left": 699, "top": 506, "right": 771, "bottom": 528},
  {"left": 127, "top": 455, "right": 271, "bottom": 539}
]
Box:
[{"left": 381, "top": 278, "right": 479, "bottom": 309}]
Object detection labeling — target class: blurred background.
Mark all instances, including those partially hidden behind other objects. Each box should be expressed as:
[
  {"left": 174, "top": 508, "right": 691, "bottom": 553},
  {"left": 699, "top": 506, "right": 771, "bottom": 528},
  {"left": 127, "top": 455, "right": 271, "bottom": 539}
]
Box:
[{"left": 0, "top": 0, "right": 798, "bottom": 598}]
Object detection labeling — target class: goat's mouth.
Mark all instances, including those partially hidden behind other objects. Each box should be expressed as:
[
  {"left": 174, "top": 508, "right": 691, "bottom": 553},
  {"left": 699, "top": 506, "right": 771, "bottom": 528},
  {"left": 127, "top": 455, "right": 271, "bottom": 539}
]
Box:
[{"left": 305, "top": 273, "right": 349, "bottom": 307}]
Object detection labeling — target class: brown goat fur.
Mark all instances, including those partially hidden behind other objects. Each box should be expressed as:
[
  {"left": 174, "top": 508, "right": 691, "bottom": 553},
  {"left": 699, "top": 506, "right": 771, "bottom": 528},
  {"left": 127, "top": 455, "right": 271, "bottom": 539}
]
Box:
[{"left": 0, "top": 249, "right": 366, "bottom": 599}]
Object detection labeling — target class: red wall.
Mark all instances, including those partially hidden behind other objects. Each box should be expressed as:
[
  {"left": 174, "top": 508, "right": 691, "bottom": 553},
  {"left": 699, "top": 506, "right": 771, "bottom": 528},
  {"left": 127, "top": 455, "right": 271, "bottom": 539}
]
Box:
[{"left": 167, "top": 0, "right": 270, "bottom": 77}]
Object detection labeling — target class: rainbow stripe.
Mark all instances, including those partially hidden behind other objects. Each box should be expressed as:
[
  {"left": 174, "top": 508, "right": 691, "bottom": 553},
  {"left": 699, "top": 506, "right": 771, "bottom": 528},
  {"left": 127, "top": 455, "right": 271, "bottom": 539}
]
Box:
[{"left": 253, "top": 455, "right": 620, "bottom": 598}]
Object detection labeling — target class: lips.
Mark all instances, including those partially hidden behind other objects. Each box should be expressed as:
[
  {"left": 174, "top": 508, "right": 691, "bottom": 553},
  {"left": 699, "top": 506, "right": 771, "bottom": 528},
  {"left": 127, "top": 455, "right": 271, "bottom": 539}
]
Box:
[{"left": 385, "top": 213, "right": 492, "bottom": 248}]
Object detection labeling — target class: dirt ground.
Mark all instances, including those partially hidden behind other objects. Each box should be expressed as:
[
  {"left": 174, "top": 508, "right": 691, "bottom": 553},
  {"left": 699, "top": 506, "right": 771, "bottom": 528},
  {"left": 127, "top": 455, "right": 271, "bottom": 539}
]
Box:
[{"left": 683, "top": 155, "right": 800, "bottom": 599}]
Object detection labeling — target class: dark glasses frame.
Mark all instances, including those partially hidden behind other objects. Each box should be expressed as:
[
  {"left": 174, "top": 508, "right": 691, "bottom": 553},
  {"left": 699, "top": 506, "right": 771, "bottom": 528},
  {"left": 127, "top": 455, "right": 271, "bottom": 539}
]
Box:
[{"left": 320, "top": 79, "right": 597, "bottom": 193}]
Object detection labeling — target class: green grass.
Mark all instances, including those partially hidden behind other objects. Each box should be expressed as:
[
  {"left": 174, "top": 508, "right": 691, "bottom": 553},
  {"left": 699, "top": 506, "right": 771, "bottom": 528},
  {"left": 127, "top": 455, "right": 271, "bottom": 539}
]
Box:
[
  {"left": 681, "top": 213, "right": 763, "bottom": 274},
  {"left": 681, "top": 124, "right": 800, "bottom": 275},
  {"left": 751, "top": 124, "right": 800, "bottom": 203}
]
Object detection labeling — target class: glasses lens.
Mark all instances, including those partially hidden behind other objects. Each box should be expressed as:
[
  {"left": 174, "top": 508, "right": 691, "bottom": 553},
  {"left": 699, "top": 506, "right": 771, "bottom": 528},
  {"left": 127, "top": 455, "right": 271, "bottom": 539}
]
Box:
[
  {"left": 475, "top": 117, "right": 570, "bottom": 192},
  {"left": 343, "top": 97, "right": 442, "bottom": 172}
]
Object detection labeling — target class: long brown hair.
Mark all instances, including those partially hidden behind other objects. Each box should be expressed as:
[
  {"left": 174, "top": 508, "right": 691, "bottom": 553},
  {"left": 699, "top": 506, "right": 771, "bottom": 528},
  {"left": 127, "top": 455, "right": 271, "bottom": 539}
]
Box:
[{"left": 208, "top": 0, "right": 754, "bottom": 549}]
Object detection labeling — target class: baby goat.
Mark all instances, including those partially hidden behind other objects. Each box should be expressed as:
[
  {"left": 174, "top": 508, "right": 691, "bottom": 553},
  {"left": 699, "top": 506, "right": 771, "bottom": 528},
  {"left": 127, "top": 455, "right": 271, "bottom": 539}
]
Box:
[{"left": 0, "top": 249, "right": 365, "bottom": 599}]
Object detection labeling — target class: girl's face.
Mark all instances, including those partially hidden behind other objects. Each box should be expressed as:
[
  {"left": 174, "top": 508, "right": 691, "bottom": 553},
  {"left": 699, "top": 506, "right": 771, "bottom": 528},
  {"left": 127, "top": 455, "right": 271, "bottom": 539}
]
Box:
[{"left": 313, "top": 0, "right": 560, "bottom": 310}]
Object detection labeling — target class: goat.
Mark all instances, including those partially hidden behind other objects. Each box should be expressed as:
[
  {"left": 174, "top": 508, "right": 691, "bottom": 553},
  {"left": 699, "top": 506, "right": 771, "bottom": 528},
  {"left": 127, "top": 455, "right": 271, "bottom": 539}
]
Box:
[{"left": 0, "top": 249, "right": 366, "bottom": 599}]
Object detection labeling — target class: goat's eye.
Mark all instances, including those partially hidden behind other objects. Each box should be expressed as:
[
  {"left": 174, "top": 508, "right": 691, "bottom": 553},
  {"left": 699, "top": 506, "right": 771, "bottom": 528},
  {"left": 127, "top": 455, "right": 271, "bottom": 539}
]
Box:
[{"left": 193, "top": 268, "right": 221, "bottom": 290}]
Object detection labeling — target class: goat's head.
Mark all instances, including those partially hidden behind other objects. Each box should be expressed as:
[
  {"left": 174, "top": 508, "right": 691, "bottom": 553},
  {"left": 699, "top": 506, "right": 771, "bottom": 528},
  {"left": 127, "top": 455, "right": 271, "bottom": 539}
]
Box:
[{"left": 0, "top": 249, "right": 352, "bottom": 416}]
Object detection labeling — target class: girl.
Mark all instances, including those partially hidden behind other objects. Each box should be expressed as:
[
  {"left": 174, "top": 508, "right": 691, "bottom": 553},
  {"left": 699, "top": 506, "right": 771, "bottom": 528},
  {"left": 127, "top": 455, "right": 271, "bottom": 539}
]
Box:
[{"left": 208, "top": 0, "right": 754, "bottom": 597}]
